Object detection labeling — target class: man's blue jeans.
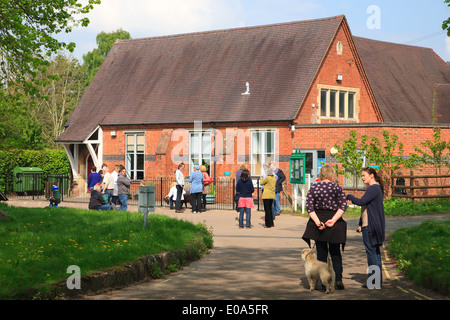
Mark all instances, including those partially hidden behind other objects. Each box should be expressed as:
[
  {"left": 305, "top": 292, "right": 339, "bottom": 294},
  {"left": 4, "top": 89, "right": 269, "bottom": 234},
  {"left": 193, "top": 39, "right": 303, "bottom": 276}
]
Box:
[
  {"left": 118, "top": 194, "right": 128, "bottom": 211},
  {"left": 272, "top": 192, "right": 280, "bottom": 218},
  {"left": 96, "top": 204, "right": 111, "bottom": 211}
]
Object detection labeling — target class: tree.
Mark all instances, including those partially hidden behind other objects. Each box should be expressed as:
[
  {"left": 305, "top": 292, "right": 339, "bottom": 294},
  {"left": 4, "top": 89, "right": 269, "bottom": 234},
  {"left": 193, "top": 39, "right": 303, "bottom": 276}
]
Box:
[
  {"left": 82, "top": 29, "right": 131, "bottom": 83},
  {"left": 364, "top": 130, "right": 417, "bottom": 173},
  {"left": 28, "top": 53, "right": 88, "bottom": 148},
  {"left": 0, "top": 89, "right": 46, "bottom": 150},
  {"left": 443, "top": 0, "right": 450, "bottom": 36},
  {"left": 412, "top": 127, "right": 450, "bottom": 189},
  {"left": 331, "top": 130, "right": 368, "bottom": 189},
  {"left": 0, "top": 0, "right": 100, "bottom": 94}
]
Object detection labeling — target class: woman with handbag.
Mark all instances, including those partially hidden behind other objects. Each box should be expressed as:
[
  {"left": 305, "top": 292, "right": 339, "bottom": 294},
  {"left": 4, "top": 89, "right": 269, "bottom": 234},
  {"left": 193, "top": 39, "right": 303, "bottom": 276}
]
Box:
[{"left": 200, "top": 165, "right": 213, "bottom": 211}]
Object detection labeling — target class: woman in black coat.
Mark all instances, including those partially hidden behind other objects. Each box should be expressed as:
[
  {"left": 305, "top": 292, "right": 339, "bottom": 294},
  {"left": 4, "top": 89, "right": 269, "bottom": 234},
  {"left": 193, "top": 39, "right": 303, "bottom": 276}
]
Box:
[{"left": 347, "top": 167, "right": 385, "bottom": 288}]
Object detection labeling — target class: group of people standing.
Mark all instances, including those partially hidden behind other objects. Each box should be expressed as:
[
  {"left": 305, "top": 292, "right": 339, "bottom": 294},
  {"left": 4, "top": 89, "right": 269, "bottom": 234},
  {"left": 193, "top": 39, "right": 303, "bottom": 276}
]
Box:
[
  {"left": 235, "top": 162, "right": 286, "bottom": 229},
  {"left": 302, "top": 165, "right": 386, "bottom": 290},
  {"left": 172, "top": 162, "right": 213, "bottom": 213},
  {"left": 87, "top": 163, "right": 131, "bottom": 211},
  {"left": 85, "top": 160, "right": 385, "bottom": 290}
]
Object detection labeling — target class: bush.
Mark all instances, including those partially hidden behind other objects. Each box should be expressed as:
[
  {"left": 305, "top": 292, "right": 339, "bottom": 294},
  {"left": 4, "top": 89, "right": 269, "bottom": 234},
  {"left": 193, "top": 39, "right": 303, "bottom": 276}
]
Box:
[
  {"left": 389, "top": 220, "right": 450, "bottom": 296},
  {"left": 384, "top": 198, "right": 450, "bottom": 216},
  {"left": 0, "top": 149, "right": 69, "bottom": 191},
  {"left": 346, "top": 198, "right": 450, "bottom": 217}
]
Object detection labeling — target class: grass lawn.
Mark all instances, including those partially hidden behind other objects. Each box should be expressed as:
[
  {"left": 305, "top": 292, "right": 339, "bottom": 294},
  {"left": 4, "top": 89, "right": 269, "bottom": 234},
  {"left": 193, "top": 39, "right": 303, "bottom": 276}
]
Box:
[
  {"left": 0, "top": 203, "right": 212, "bottom": 299},
  {"left": 388, "top": 220, "right": 450, "bottom": 297}
]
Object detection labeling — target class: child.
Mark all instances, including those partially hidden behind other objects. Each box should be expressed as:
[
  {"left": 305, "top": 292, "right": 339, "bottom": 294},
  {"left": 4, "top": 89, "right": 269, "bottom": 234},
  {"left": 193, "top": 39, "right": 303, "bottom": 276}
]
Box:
[{"left": 49, "top": 185, "right": 61, "bottom": 207}]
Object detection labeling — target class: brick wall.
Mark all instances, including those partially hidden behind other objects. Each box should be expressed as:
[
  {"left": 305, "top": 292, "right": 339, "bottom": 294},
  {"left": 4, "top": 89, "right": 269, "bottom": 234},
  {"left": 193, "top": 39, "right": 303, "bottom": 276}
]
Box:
[{"left": 296, "top": 20, "right": 381, "bottom": 125}]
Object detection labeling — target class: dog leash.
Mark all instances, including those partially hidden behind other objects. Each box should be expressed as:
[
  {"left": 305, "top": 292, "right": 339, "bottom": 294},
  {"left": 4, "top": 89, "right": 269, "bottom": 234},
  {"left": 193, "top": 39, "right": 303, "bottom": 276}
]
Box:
[{"left": 305, "top": 242, "right": 317, "bottom": 259}]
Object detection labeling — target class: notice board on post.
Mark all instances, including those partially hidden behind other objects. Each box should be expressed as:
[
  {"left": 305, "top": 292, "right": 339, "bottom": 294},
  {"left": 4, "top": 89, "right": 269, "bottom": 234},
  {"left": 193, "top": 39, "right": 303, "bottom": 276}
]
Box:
[{"left": 138, "top": 186, "right": 155, "bottom": 227}]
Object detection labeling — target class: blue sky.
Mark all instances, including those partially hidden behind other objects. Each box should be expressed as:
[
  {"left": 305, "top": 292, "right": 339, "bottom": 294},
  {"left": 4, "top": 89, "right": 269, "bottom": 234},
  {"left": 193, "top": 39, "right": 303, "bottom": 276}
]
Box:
[{"left": 60, "top": 0, "right": 450, "bottom": 62}]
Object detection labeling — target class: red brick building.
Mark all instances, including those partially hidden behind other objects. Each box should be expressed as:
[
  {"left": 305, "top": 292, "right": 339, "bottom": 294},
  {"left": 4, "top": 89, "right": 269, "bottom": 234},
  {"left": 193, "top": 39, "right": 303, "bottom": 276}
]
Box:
[{"left": 57, "top": 15, "right": 450, "bottom": 196}]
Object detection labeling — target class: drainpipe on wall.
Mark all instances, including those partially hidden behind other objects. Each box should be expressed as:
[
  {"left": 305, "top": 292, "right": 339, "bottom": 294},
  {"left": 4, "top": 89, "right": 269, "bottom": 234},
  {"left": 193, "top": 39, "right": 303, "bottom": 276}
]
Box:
[{"left": 211, "top": 122, "right": 216, "bottom": 184}]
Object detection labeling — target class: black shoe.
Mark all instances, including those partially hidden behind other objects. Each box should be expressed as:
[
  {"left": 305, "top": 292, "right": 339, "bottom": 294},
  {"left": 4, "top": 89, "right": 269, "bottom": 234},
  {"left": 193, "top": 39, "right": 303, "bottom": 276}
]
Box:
[{"left": 336, "top": 281, "right": 345, "bottom": 290}]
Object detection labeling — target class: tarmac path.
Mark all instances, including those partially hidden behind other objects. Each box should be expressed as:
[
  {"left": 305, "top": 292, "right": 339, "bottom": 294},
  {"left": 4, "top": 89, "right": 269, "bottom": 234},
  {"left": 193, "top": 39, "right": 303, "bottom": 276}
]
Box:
[{"left": 5, "top": 199, "right": 450, "bottom": 301}]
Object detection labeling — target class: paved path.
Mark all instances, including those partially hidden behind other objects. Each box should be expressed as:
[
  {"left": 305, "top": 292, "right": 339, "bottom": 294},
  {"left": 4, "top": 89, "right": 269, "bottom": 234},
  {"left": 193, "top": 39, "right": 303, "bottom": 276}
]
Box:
[{"left": 5, "top": 199, "right": 450, "bottom": 300}]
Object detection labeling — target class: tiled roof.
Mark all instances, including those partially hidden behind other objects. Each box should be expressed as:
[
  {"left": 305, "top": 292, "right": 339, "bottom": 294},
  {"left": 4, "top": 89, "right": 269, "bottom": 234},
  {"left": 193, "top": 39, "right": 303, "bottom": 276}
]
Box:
[
  {"left": 57, "top": 16, "right": 450, "bottom": 143},
  {"left": 57, "top": 15, "right": 344, "bottom": 142},
  {"left": 433, "top": 84, "right": 450, "bottom": 124},
  {"left": 354, "top": 37, "right": 450, "bottom": 123}
]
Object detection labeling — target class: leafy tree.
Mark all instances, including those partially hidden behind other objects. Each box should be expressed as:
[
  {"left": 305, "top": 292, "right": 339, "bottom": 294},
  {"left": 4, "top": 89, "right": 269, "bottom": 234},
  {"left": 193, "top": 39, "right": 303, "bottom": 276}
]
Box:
[
  {"left": 364, "top": 130, "right": 418, "bottom": 173},
  {"left": 82, "top": 29, "right": 131, "bottom": 83},
  {"left": 443, "top": 0, "right": 450, "bottom": 36},
  {"left": 331, "top": 130, "right": 368, "bottom": 189},
  {"left": 0, "top": 88, "right": 46, "bottom": 150},
  {"left": 412, "top": 127, "right": 450, "bottom": 189},
  {"left": 0, "top": 0, "right": 100, "bottom": 94},
  {"left": 27, "top": 53, "right": 88, "bottom": 148}
]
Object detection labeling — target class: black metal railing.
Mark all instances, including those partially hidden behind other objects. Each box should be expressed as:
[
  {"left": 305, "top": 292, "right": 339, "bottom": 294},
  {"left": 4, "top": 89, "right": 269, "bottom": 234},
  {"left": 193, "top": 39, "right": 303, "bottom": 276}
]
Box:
[{"left": 3, "top": 174, "right": 292, "bottom": 211}]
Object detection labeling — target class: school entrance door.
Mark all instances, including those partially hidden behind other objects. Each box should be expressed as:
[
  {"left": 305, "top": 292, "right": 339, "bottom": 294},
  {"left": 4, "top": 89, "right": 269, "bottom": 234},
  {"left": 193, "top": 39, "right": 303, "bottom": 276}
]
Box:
[{"left": 299, "top": 150, "right": 325, "bottom": 181}]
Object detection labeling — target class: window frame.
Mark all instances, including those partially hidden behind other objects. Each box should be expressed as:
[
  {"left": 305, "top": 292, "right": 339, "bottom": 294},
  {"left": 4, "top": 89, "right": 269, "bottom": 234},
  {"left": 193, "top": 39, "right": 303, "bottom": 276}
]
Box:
[
  {"left": 250, "top": 129, "right": 276, "bottom": 177},
  {"left": 125, "top": 132, "right": 145, "bottom": 181},
  {"left": 189, "top": 130, "right": 211, "bottom": 175},
  {"left": 318, "top": 85, "right": 359, "bottom": 121}
]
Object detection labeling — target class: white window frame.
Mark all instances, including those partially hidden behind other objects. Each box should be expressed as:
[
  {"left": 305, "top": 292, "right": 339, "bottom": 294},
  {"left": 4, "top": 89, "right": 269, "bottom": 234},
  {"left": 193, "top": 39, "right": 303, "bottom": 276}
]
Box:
[
  {"left": 189, "top": 131, "right": 211, "bottom": 175},
  {"left": 126, "top": 132, "right": 145, "bottom": 180},
  {"left": 250, "top": 129, "right": 276, "bottom": 176},
  {"left": 318, "top": 85, "right": 359, "bottom": 121}
]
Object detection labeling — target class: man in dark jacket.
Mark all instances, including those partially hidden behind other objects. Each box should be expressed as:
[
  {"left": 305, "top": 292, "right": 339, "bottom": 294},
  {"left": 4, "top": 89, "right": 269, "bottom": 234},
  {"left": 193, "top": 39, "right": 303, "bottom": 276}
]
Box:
[
  {"left": 89, "top": 184, "right": 111, "bottom": 210},
  {"left": 270, "top": 161, "right": 286, "bottom": 216}
]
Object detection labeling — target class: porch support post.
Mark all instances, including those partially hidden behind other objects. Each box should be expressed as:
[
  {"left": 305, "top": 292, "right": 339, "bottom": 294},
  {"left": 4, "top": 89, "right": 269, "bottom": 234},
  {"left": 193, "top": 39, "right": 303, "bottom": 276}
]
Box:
[{"left": 63, "top": 144, "right": 79, "bottom": 179}]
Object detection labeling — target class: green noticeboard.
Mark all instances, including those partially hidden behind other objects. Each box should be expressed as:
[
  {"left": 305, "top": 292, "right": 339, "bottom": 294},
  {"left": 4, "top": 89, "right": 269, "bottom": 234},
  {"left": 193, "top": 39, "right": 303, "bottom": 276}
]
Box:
[
  {"left": 138, "top": 186, "right": 155, "bottom": 227},
  {"left": 289, "top": 150, "right": 305, "bottom": 184},
  {"left": 138, "top": 186, "right": 155, "bottom": 213}
]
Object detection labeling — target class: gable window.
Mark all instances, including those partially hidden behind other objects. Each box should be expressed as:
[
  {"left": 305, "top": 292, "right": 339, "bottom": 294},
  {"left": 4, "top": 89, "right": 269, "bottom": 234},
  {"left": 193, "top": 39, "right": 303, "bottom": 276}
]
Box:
[
  {"left": 189, "top": 131, "right": 211, "bottom": 175},
  {"left": 126, "top": 133, "right": 145, "bottom": 180},
  {"left": 319, "top": 85, "right": 358, "bottom": 120},
  {"left": 251, "top": 130, "right": 276, "bottom": 176}
]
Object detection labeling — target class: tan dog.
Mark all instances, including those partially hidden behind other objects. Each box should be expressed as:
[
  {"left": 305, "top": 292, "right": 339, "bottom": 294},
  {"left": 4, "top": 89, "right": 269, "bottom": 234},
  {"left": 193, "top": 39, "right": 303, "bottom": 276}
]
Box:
[{"left": 301, "top": 248, "right": 335, "bottom": 294}]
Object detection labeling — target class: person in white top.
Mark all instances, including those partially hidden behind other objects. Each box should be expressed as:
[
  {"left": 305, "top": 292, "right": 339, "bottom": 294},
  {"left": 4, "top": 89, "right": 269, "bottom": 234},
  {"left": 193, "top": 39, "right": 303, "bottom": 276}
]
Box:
[
  {"left": 167, "top": 182, "right": 185, "bottom": 209},
  {"left": 175, "top": 162, "right": 185, "bottom": 212},
  {"left": 111, "top": 165, "right": 120, "bottom": 205}
]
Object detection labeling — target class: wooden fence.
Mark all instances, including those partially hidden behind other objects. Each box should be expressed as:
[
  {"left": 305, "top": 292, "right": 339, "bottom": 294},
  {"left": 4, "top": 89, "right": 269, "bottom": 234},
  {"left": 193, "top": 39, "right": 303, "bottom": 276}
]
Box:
[{"left": 391, "top": 171, "right": 450, "bottom": 201}]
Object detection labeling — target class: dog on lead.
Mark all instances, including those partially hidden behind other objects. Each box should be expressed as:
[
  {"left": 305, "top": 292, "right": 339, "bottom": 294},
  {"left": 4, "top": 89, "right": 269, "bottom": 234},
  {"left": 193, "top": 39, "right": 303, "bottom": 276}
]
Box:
[{"left": 301, "top": 248, "right": 335, "bottom": 294}]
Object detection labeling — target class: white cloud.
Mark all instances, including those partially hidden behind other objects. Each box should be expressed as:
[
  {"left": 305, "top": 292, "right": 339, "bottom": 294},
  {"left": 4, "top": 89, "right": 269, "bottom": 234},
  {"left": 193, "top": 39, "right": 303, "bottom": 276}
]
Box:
[
  {"left": 83, "top": 0, "right": 245, "bottom": 37},
  {"left": 62, "top": 0, "right": 245, "bottom": 60}
]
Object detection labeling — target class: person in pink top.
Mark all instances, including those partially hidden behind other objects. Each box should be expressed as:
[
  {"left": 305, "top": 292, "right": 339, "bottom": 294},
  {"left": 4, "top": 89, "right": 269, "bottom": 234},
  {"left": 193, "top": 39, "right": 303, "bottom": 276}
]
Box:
[{"left": 236, "top": 169, "right": 255, "bottom": 229}]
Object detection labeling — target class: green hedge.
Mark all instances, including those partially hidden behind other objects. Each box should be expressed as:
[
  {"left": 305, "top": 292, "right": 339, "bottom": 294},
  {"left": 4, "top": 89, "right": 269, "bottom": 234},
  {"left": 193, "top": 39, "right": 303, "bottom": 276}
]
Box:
[{"left": 0, "top": 149, "right": 70, "bottom": 191}]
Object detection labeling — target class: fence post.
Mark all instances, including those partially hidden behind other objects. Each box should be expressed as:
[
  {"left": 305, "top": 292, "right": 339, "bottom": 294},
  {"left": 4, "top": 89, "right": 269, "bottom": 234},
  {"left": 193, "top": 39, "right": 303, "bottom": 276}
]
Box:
[
  {"left": 257, "top": 179, "right": 260, "bottom": 211},
  {"left": 160, "top": 177, "right": 163, "bottom": 207},
  {"left": 410, "top": 169, "right": 415, "bottom": 202}
]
